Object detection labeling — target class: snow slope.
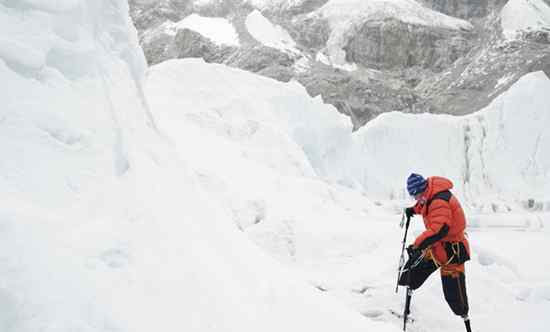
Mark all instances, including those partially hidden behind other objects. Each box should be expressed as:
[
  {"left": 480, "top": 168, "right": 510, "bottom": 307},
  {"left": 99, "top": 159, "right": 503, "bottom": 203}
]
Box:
[
  {"left": 3, "top": 1, "right": 549, "bottom": 331},
  {"left": 0, "top": 2, "right": 398, "bottom": 332},
  {"left": 146, "top": 58, "right": 550, "bottom": 332},
  {"left": 166, "top": 13, "right": 240, "bottom": 46},
  {"left": 146, "top": 56, "right": 549, "bottom": 212},
  {"left": 146, "top": 58, "right": 380, "bottom": 260},
  {"left": 0, "top": 0, "right": 151, "bottom": 209},
  {"left": 311, "top": 0, "right": 474, "bottom": 69},
  {"left": 501, "top": 0, "right": 550, "bottom": 40},
  {"left": 246, "top": 9, "right": 301, "bottom": 54}
]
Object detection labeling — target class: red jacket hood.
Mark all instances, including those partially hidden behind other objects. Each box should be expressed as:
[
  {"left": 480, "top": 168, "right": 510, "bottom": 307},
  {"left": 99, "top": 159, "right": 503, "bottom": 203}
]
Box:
[{"left": 424, "top": 176, "right": 453, "bottom": 200}]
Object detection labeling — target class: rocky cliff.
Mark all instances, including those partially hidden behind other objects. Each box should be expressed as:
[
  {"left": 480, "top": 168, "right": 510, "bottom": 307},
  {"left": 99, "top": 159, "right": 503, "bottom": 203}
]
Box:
[{"left": 129, "top": 0, "right": 550, "bottom": 129}]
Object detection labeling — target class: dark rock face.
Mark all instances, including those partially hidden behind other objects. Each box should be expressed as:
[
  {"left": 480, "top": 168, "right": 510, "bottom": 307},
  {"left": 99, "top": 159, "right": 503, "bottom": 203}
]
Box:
[
  {"left": 257, "top": 65, "right": 295, "bottom": 82},
  {"left": 259, "top": 0, "right": 329, "bottom": 16},
  {"left": 344, "top": 19, "right": 473, "bottom": 71},
  {"left": 140, "top": 26, "right": 175, "bottom": 65},
  {"left": 419, "top": 0, "right": 491, "bottom": 19},
  {"left": 287, "top": 15, "right": 331, "bottom": 51},
  {"left": 223, "top": 46, "right": 296, "bottom": 72},
  {"left": 418, "top": 40, "right": 550, "bottom": 116},
  {"left": 418, "top": 0, "right": 510, "bottom": 20},
  {"left": 130, "top": 0, "right": 550, "bottom": 129},
  {"left": 140, "top": 25, "right": 236, "bottom": 65},
  {"left": 522, "top": 31, "right": 550, "bottom": 44},
  {"left": 171, "top": 29, "right": 236, "bottom": 62},
  {"left": 129, "top": 0, "right": 192, "bottom": 31},
  {"left": 412, "top": 13, "right": 550, "bottom": 116},
  {"left": 296, "top": 66, "right": 419, "bottom": 129},
  {"left": 286, "top": 0, "right": 330, "bottom": 15}
]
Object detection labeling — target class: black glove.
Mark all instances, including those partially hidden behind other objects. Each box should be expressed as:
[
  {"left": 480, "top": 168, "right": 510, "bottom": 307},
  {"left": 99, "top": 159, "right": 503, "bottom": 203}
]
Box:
[
  {"left": 407, "top": 245, "right": 421, "bottom": 259},
  {"left": 405, "top": 207, "right": 415, "bottom": 219}
]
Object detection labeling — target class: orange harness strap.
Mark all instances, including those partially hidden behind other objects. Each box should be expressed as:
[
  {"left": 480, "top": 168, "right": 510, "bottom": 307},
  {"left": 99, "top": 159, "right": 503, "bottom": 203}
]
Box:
[{"left": 426, "top": 245, "right": 465, "bottom": 277}]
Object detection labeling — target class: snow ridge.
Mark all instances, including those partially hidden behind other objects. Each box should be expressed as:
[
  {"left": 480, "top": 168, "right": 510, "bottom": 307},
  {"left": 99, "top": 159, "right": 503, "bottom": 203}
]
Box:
[
  {"left": 246, "top": 9, "right": 301, "bottom": 54},
  {"left": 501, "top": 0, "right": 550, "bottom": 40},
  {"left": 145, "top": 59, "right": 550, "bottom": 332},
  {"left": 0, "top": 3, "right": 395, "bottom": 332},
  {"left": 146, "top": 58, "right": 550, "bottom": 212},
  {"left": 324, "top": 71, "right": 550, "bottom": 211},
  {"left": 166, "top": 13, "right": 240, "bottom": 46}
]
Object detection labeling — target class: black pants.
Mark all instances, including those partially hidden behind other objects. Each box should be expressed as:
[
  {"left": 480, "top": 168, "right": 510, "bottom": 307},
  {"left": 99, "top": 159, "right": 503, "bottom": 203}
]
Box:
[{"left": 398, "top": 256, "right": 469, "bottom": 317}]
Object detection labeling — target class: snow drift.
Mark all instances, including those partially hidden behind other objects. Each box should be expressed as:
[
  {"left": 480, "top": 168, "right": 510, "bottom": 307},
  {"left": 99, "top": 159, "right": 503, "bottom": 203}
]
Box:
[
  {"left": 146, "top": 58, "right": 550, "bottom": 332},
  {"left": 165, "top": 13, "right": 240, "bottom": 46},
  {"left": 146, "top": 58, "right": 550, "bottom": 212},
  {"left": 0, "top": 2, "right": 396, "bottom": 332},
  {"left": 2, "top": 1, "right": 549, "bottom": 331},
  {"left": 245, "top": 9, "right": 301, "bottom": 54},
  {"left": 333, "top": 71, "right": 550, "bottom": 212}
]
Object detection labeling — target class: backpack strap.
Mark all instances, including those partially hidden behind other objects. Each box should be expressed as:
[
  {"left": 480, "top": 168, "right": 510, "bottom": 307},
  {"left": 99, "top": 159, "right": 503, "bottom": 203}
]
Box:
[{"left": 426, "top": 190, "right": 452, "bottom": 213}]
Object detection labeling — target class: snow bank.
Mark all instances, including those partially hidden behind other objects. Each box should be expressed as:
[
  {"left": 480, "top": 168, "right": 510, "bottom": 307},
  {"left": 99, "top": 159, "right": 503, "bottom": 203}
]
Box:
[
  {"left": 312, "top": 0, "right": 473, "bottom": 69},
  {"left": 0, "top": 2, "right": 397, "bottom": 332},
  {"left": 3, "top": 1, "right": 548, "bottom": 330},
  {"left": 501, "top": 0, "right": 550, "bottom": 40},
  {"left": 145, "top": 58, "right": 378, "bottom": 255},
  {"left": 245, "top": 9, "right": 300, "bottom": 54},
  {"left": 0, "top": 0, "right": 150, "bottom": 209},
  {"left": 145, "top": 58, "right": 550, "bottom": 332},
  {"left": 167, "top": 13, "right": 240, "bottom": 46},
  {"left": 146, "top": 58, "right": 550, "bottom": 213},
  {"left": 146, "top": 58, "right": 401, "bottom": 329}
]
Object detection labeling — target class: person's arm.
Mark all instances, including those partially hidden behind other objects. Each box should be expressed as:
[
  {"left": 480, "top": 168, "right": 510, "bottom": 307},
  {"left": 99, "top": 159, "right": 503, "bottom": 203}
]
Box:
[{"left": 413, "top": 200, "right": 451, "bottom": 250}]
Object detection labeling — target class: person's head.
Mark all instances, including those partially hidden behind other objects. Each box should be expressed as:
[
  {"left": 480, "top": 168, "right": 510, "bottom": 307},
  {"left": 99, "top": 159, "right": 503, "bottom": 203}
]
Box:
[{"left": 407, "top": 173, "right": 427, "bottom": 200}]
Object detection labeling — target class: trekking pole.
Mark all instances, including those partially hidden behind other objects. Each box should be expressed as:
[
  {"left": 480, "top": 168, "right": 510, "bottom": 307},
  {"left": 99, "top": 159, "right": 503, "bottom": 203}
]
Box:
[
  {"left": 463, "top": 315, "right": 472, "bottom": 332},
  {"left": 395, "top": 213, "right": 411, "bottom": 293}
]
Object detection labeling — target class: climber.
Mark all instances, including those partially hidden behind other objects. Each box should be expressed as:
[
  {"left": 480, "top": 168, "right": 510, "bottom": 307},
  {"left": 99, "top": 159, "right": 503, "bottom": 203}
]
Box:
[{"left": 398, "top": 173, "right": 472, "bottom": 330}]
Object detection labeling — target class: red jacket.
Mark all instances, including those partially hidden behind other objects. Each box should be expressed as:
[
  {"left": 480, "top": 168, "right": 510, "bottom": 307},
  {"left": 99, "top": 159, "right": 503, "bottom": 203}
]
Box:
[{"left": 412, "top": 176, "right": 470, "bottom": 264}]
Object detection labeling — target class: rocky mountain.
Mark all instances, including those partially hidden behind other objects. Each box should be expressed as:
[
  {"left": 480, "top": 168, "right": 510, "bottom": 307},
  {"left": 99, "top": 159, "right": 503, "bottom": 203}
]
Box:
[{"left": 129, "top": 0, "right": 550, "bottom": 129}]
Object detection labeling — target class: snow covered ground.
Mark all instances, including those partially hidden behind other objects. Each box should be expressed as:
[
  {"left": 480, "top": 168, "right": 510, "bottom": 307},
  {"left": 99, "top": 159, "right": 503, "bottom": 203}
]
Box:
[
  {"left": 150, "top": 56, "right": 550, "bottom": 213},
  {"left": 2, "top": 1, "right": 549, "bottom": 332},
  {"left": 146, "top": 58, "right": 550, "bottom": 332},
  {"left": 0, "top": 2, "right": 392, "bottom": 332}
]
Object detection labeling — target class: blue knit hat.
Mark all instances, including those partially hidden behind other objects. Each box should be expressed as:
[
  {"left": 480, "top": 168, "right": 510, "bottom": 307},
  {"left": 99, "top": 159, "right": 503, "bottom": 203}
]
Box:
[{"left": 407, "top": 173, "right": 427, "bottom": 196}]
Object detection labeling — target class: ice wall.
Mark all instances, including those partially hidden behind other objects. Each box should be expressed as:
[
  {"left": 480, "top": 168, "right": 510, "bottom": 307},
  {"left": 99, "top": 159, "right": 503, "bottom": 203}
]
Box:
[
  {"left": 0, "top": 2, "right": 396, "bottom": 332},
  {"left": 144, "top": 58, "right": 550, "bottom": 212},
  {"left": 146, "top": 58, "right": 550, "bottom": 332},
  {"left": 329, "top": 71, "right": 550, "bottom": 212},
  {"left": 0, "top": 0, "right": 153, "bottom": 210}
]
